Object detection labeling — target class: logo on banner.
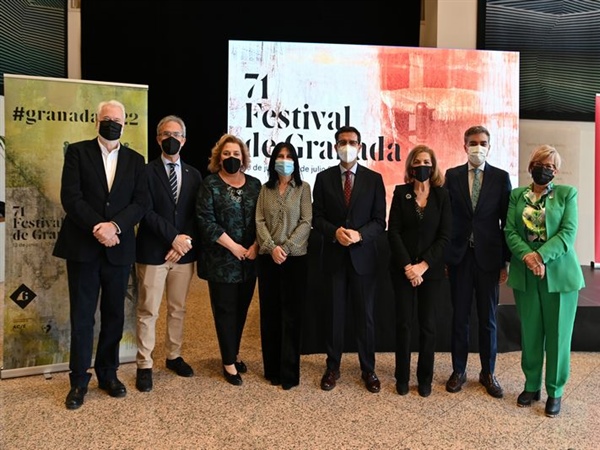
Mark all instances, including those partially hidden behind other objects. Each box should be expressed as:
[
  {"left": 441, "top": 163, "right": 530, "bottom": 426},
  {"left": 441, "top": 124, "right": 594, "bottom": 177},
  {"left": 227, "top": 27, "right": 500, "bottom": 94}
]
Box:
[{"left": 10, "top": 284, "right": 37, "bottom": 309}]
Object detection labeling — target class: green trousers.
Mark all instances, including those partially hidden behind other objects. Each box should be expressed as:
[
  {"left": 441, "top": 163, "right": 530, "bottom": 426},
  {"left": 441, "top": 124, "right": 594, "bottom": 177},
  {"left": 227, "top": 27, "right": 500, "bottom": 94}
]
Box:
[{"left": 513, "top": 271, "right": 578, "bottom": 398}]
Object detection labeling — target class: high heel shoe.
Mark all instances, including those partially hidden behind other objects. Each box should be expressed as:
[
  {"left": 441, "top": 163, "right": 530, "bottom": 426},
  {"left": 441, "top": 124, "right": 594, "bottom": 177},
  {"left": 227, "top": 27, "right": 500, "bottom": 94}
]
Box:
[
  {"left": 517, "top": 390, "right": 541, "bottom": 407},
  {"left": 545, "top": 396, "right": 561, "bottom": 418},
  {"left": 235, "top": 361, "right": 248, "bottom": 373},
  {"left": 223, "top": 368, "right": 243, "bottom": 386}
]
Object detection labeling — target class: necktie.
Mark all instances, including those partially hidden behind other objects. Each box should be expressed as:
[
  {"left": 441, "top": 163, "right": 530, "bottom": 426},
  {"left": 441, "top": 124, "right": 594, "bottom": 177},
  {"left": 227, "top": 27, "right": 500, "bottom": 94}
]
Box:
[
  {"left": 471, "top": 168, "right": 481, "bottom": 208},
  {"left": 168, "top": 163, "right": 178, "bottom": 203},
  {"left": 344, "top": 170, "right": 352, "bottom": 206}
]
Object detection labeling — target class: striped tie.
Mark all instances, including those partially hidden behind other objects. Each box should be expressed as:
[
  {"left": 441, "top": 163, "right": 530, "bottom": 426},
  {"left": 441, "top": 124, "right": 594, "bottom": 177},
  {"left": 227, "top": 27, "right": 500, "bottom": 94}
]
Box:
[{"left": 168, "top": 163, "right": 178, "bottom": 203}]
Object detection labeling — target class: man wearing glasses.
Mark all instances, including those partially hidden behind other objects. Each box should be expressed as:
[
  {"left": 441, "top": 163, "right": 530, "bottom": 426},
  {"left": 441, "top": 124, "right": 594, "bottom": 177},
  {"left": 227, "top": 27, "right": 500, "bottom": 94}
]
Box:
[
  {"left": 134, "top": 115, "right": 202, "bottom": 392},
  {"left": 54, "top": 100, "right": 150, "bottom": 409},
  {"left": 312, "top": 125, "right": 386, "bottom": 393},
  {"left": 444, "top": 125, "right": 512, "bottom": 399}
]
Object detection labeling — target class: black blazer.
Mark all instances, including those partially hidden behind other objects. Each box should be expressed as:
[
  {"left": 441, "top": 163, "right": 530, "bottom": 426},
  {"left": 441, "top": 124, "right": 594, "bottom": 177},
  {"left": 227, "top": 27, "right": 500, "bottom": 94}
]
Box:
[
  {"left": 135, "top": 157, "right": 203, "bottom": 265},
  {"left": 53, "top": 138, "right": 150, "bottom": 265},
  {"left": 312, "top": 164, "right": 386, "bottom": 275},
  {"left": 444, "top": 162, "right": 511, "bottom": 272},
  {"left": 388, "top": 184, "right": 451, "bottom": 280}
]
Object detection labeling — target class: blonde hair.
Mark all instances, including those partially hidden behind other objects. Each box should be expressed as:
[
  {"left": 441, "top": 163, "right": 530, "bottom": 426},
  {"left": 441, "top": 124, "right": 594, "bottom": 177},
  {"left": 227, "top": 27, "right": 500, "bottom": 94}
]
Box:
[
  {"left": 207, "top": 134, "right": 251, "bottom": 173},
  {"left": 404, "top": 144, "right": 444, "bottom": 187},
  {"left": 528, "top": 144, "right": 562, "bottom": 171}
]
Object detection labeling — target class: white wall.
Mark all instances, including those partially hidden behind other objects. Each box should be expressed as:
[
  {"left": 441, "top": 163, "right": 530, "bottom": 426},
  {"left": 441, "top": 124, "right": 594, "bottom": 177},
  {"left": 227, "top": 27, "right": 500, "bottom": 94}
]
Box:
[{"left": 426, "top": 0, "right": 595, "bottom": 265}]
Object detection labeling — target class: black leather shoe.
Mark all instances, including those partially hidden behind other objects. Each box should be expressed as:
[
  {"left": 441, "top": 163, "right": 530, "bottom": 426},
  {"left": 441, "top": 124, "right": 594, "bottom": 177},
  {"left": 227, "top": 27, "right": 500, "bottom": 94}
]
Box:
[
  {"left": 517, "top": 390, "right": 541, "bottom": 407},
  {"left": 65, "top": 386, "right": 87, "bottom": 410},
  {"left": 166, "top": 357, "right": 194, "bottom": 377},
  {"left": 320, "top": 369, "right": 340, "bottom": 391},
  {"left": 418, "top": 384, "right": 432, "bottom": 398},
  {"left": 479, "top": 372, "right": 504, "bottom": 398},
  {"left": 268, "top": 377, "right": 281, "bottom": 386},
  {"left": 223, "top": 368, "right": 243, "bottom": 386},
  {"left": 136, "top": 368, "right": 153, "bottom": 392},
  {"left": 446, "top": 371, "right": 467, "bottom": 393},
  {"left": 235, "top": 361, "right": 248, "bottom": 373},
  {"left": 282, "top": 383, "right": 298, "bottom": 390},
  {"left": 545, "top": 396, "right": 561, "bottom": 418},
  {"left": 99, "top": 378, "right": 127, "bottom": 398},
  {"left": 361, "top": 371, "right": 381, "bottom": 393},
  {"left": 396, "top": 382, "right": 409, "bottom": 396}
]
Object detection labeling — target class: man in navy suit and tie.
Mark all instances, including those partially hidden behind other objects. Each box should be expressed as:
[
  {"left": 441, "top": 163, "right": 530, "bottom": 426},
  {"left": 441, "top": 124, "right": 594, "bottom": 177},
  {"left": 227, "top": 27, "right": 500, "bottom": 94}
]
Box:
[
  {"left": 312, "top": 126, "right": 386, "bottom": 393},
  {"left": 53, "top": 100, "right": 150, "bottom": 409},
  {"left": 134, "top": 115, "right": 202, "bottom": 392},
  {"left": 444, "top": 125, "right": 512, "bottom": 399}
]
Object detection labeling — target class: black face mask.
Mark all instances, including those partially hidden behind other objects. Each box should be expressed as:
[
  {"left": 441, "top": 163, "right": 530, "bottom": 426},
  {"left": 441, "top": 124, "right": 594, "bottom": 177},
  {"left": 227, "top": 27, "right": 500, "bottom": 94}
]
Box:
[
  {"left": 411, "top": 165, "right": 432, "bottom": 182},
  {"left": 531, "top": 166, "right": 554, "bottom": 185},
  {"left": 98, "top": 119, "right": 122, "bottom": 141},
  {"left": 160, "top": 136, "right": 181, "bottom": 155},
  {"left": 222, "top": 156, "right": 241, "bottom": 174}
]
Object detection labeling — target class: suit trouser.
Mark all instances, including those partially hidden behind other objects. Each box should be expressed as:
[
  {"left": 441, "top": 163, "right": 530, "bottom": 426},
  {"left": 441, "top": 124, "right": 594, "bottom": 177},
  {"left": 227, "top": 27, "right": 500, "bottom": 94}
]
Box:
[
  {"left": 393, "top": 276, "right": 441, "bottom": 386},
  {"left": 66, "top": 257, "right": 130, "bottom": 387},
  {"left": 513, "top": 271, "right": 578, "bottom": 398},
  {"left": 448, "top": 247, "right": 499, "bottom": 375},
  {"left": 257, "top": 254, "right": 307, "bottom": 386},
  {"left": 325, "top": 253, "right": 376, "bottom": 374},
  {"left": 135, "top": 261, "right": 194, "bottom": 368},
  {"left": 207, "top": 278, "right": 256, "bottom": 366}
]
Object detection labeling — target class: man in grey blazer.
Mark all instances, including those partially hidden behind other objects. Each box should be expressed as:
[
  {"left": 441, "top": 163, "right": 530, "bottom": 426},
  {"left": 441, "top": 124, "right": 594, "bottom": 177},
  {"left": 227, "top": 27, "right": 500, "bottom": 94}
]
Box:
[
  {"left": 134, "top": 115, "right": 202, "bottom": 392},
  {"left": 53, "top": 100, "right": 149, "bottom": 409},
  {"left": 444, "top": 125, "right": 512, "bottom": 399},
  {"left": 312, "top": 126, "right": 386, "bottom": 393}
]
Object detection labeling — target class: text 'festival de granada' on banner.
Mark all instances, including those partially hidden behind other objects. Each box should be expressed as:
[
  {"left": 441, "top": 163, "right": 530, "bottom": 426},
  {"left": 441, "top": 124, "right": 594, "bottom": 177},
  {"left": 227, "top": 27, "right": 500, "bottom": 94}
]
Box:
[
  {"left": 2, "top": 74, "right": 148, "bottom": 379},
  {"left": 228, "top": 40, "right": 520, "bottom": 213}
]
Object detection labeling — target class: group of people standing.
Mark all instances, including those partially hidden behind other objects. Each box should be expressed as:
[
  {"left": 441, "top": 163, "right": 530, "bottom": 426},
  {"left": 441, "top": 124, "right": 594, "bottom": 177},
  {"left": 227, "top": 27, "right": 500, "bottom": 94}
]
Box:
[{"left": 54, "top": 100, "right": 584, "bottom": 420}]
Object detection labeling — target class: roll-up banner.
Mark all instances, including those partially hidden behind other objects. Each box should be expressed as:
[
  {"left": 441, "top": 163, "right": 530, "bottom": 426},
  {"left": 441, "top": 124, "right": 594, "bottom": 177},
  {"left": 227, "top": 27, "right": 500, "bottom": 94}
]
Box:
[{"left": 2, "top": 75, "right": 148, "bottom": 378}]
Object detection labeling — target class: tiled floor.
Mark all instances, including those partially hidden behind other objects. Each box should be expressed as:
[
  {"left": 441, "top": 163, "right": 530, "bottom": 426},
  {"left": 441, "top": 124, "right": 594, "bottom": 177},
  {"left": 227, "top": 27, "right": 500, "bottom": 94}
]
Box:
[{"left": 1, "top": 277, "right": 600, "bottom": 450}]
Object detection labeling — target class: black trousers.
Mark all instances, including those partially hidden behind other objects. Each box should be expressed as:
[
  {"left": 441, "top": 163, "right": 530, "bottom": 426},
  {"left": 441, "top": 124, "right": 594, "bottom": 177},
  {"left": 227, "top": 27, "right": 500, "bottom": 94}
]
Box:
[
  {"left": 66, "top": 256, "right": 131, "bottom": 387},
  {"left": 392, "top": 276, "right": 441, "bottom": 386},
  {"left": 257, "top": 254, "right": 307, "bottom": 386},
  {"left": 207, "top": 278, "right": 256, "bottom": 366}
]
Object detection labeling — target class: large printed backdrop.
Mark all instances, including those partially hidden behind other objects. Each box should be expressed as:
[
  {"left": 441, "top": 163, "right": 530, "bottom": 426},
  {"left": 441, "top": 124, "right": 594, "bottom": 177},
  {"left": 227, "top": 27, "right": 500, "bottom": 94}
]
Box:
[
  {"left": 229, "top": 41, "right": 520, "bottom": 211},
  {"left": 2, "top": 75, "right": 147, "bottom": 378}
]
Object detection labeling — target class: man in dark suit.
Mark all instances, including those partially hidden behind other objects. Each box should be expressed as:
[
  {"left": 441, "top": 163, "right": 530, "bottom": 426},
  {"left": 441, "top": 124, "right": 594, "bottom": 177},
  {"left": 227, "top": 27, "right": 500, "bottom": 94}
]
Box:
[
  {"left": 312, "top": 125, "right": 386, "bottom": 393},
  {"left": 444, "top": 125, "right": 512, "bottom": 399},
  {"left": 134, "top": 115, "right": 202, "bottom": 392},
  {"left": 53, "top": 100, "right": 149, "bottom": 409}
]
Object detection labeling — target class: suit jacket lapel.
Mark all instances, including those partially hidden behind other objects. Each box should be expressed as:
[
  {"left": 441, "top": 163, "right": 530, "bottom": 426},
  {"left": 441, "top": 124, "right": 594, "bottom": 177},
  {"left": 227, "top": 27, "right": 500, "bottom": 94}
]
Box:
[
  {"left": 458, "top": 164, "right": 471, "bottom": 212},
  {"left": 89, "top": 141, "right": 109, "bottom": 193}
]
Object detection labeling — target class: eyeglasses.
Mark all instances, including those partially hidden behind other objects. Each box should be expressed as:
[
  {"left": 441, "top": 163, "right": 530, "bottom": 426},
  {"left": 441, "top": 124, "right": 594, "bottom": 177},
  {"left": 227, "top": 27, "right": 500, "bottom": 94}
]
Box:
[
  {"left": 532, "top": 163, "right": 556, "bottom": 171},
  {"left": 336, "top": 140, "right": 359, "bottom": 147},
  {"left": 159, "top": 131, "right": 184, "bottom": 139}
]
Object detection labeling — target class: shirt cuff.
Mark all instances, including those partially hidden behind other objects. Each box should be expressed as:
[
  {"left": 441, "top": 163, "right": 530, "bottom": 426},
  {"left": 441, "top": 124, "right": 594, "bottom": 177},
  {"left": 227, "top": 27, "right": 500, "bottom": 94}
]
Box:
[{"left": 111, "top": 221, "right": 121, "bottom": 234}]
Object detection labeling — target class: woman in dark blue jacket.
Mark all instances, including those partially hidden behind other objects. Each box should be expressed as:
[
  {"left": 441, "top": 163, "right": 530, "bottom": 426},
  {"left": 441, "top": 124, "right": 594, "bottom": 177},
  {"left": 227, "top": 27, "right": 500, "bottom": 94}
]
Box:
[{"left": 388, "top": 145, "right": 451, "bottom": 397}]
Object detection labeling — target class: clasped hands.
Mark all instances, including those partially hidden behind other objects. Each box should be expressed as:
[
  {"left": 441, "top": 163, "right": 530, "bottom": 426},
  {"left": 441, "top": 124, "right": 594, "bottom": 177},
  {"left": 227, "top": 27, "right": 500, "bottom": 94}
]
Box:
[
  {"left": 335, "top": 227, "right": 361, "bottom": 247},
  {"left": 93, "top": 222, "right": 120, "bottom": 247},
  {"left": 405, "top": 262, "right": 428, "bottom": 287},
  {"left": 165, "top": 234, "right": 193, "bottom": 262},
  {"left": 271, "top": 245, "right": 288, "bottom": 265},
  {"left": 523, "top": 251, "right": 545, "bottom": 279}
]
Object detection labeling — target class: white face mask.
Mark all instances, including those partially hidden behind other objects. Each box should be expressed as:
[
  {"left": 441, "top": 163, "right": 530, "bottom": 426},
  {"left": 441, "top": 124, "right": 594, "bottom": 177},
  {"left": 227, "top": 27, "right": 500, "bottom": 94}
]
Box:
[
  {"left": 337, "top": 145, "right": 358, "bottom": 163},
  {"left": 467, "top": 145, "right": 488, "bottom": 166}
]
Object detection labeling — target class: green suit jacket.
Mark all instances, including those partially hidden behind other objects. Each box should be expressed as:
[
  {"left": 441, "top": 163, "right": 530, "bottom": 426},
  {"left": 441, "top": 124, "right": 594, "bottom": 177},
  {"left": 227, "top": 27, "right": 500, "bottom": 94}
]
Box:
[{"left": 505, "top": 184, "right": 585, "bottom": 293}]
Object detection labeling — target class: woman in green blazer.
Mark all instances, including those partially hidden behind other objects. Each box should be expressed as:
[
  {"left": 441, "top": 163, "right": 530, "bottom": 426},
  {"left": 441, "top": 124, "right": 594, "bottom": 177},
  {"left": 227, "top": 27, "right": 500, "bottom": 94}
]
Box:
[{"left": 505, "top": 144, "right": 585, "bottom": 418}]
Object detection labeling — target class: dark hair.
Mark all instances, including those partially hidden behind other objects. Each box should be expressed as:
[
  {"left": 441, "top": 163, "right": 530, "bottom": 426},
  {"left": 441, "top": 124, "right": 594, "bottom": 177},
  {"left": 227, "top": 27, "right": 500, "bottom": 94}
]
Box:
[
  {"left": 463, "top": 125, "right": 490, "bottom": 144},
  {"left": 334, "top": 126, "right": 361, "bottom": 144},
  {"left": 266, "top": 142, "right": 302, "bottom": 189}
]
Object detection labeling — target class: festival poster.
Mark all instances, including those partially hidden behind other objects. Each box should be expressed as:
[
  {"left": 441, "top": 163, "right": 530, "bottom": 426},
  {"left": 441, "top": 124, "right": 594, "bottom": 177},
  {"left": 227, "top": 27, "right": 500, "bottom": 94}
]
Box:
[
  {"left": 228, "top": 41, "right": 520, "bottom": 212},
  {"left": 2, "top": 75, "right": 148, "bottom": 378}
]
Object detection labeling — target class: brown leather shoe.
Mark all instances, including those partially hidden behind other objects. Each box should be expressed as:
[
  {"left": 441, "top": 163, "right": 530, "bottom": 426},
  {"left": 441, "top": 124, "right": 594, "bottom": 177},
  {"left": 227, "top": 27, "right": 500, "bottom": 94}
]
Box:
[
  {"left": 320, "top": 369, "right": 340, "bottom": 391},
  {"left": 361, "top": 371, "right": 381, "bottom": 393},
  {"left": 479, "top": 372, "right": 504, "bottom": 398},
  {"left": 445, "top": 371, "right": 467, "bottom": 393}
]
